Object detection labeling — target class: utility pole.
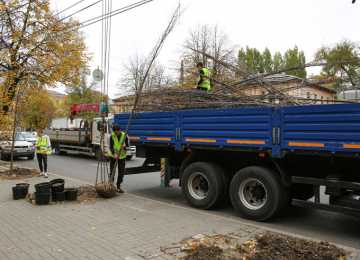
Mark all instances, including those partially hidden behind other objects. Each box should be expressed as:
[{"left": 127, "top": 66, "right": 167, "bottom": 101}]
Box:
[{"left": 180, "top": 60, "right": 184, "bottom": 87}]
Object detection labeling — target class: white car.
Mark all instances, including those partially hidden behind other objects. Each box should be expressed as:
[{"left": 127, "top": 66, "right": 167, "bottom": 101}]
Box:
[
  {"left": 20, "top": 132, "right": 37, "bottom": 145},
  {"left": 0, "top": 133, "right": 35, "bottom": 160}
]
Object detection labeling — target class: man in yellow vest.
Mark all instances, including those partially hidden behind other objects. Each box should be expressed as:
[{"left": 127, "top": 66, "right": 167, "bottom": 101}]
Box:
[
  {"left": 196, "top": 62, "right": 211, "bottom": 91},
  {"left": 35, "top": 129, "right": 51, "bottom": 178},
  {"left": 108, "top": 124, "right": 128, "bottom": 193}
]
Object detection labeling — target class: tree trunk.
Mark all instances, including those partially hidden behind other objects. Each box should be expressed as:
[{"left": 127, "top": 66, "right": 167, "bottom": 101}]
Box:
[{"left": 9, "top": 87, "right": 21, "bottom": 175}]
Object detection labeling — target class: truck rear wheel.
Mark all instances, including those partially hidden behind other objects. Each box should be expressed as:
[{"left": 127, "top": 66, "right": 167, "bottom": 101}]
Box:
[
  {"left": 181, "top": 162, "right": 226, "bottom": 210},
  {"left": 230, "top": 166, "right": 286, "bottom": 221}
]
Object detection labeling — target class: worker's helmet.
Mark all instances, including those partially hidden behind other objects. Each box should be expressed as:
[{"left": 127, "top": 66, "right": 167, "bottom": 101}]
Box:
[{"left": 112, "top": 124, "right": 121, "bottom": 131}]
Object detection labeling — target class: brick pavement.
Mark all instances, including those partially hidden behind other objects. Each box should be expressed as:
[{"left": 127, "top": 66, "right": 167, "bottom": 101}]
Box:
[{"left": 0, "top": 172, "right": 359, "bottom": 260}]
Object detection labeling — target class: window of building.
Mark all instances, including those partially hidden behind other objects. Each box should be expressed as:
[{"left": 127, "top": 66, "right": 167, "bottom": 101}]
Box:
[
  {"left": 306, "top": 92, "right": 310, "bottom": 99},
  {"left": 321, "top": 96, "right": 324, "bottom": 104}
]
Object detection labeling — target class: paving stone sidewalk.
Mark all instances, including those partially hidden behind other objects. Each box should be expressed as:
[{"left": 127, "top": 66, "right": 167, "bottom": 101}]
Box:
[{"left": 0, "top": 172, "right": 359, "bottom": 260}]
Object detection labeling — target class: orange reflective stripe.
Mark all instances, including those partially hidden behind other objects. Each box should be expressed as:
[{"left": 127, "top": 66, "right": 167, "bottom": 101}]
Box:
[
  {"left": 129, "top": 136, "right": 140, "bottom": 141},
  {"left": 343, "top": 144, "right": 360, "bottom": 149},
  {"left": 185, "top": 138, "right": 217, "bottom": 143},
  {"left": 227, "top": 139, "right": 265, "bottom": 145},
  {"left": 288, "top": 142, "right": 324, "bottom": 148},
  {"left": 146, "top": 137, "right": 171, "bottom": 141}
]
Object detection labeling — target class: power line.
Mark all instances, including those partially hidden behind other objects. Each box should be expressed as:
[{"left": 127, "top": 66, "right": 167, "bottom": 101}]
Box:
[
  {"left": 59, "top": 0, "right": 102, "bottom": 22},
  {"left": 78, "top": 0, "right": 154, "bottom": 30},
  {"left": 54, "top": 0, "right": 88, "bottom": 16},
  {"left": 2, "top": 0, "right": 156, "bottom": 49}
]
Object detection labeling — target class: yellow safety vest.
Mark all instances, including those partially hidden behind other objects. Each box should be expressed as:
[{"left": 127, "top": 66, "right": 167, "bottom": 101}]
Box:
[
  {"left": 108, "top": 132, "right": 126, "bottom": 159},
  {"left": 197, "top": 67, "right": 211, "bottom": 91},
  {"left": 36, "top": 136, "right": 51, "bottom": 155}
]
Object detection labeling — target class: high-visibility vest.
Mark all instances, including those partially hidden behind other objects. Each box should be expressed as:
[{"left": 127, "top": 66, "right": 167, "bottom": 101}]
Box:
[
  {"left": 197, "top": 67, "right": 211, "bottom": 91},
  {"left": 108, "top": 132, "right": 126, "bottom": 159},
  {"left": 36, "top": 136, "right": 51, "bottom": 155}
]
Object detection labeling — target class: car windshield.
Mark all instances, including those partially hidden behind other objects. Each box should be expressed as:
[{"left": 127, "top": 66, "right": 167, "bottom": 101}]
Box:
[
  {"left": 21, "top": 132, "right": 34, "bottom": 138},
  {"left": 15, "top": 133, "right": 26, "bottom": 141}
]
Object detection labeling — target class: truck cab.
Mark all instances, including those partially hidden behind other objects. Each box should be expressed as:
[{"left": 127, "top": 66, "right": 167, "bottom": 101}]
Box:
[
  {"left": 47, "top": 116, "right": 135, "bottom": 160},
  {"left": 93, "top": 117, "right": 136, "bottom": 160}
]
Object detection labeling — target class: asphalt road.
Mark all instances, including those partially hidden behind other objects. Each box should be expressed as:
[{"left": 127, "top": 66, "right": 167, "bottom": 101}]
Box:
[{"left": 15, "top": 155, "right": 360, "bottom": 249}]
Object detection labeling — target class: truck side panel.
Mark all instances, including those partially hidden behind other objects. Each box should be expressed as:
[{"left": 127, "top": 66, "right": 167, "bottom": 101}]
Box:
[
  {"left": 281, "top": 104, "right": 360, "bottom": 154},
  {"left": 179, "top": 107, "right": 273, "bottom": 150},
  {"left": 115, "top": 111, "right": 177, "bottom": 146},
  {"left": 115, "top": 103, "right": 360, "bottom": 157}
]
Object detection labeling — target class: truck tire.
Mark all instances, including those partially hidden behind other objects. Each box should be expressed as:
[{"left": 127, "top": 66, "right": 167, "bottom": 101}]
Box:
[
  {"left": 181, "top": 162, "right": 226, "bottom": 210},
  {"left": 230, "top": 166, "right": 287, "bottom": 221}
]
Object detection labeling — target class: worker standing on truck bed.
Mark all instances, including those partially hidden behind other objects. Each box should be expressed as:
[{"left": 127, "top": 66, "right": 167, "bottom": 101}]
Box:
[
  {"left": 35, "top": 129, "right": 51, "bottom": 178},
  {"left": 196, "top": 62, "right": 211, "bottom": 91},
  {"left": 108, "top": 124, "right": 128, "bottom": 193}
]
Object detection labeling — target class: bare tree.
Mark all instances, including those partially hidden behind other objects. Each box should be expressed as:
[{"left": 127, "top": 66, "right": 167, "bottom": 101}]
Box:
[
  {"left": 182, "top": 25, "right": 235, "bottom": 85},
  {"left": 118, "top": 54, "right": 174, "bottom": 95}
]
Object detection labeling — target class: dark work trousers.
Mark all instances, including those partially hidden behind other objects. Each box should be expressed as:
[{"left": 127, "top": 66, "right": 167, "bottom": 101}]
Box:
[
  {"left": 36, "top": 153, "right": 48, "bottom": 172},
  {"left": 109, "top": 158, "right": 125, "bottom": 188}
]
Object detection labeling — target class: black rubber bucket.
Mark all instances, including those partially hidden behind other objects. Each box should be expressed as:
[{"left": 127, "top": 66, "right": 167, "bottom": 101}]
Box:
[
  {"left": 53, "top": 191, "right": 65, "bottom": 202},
  {"left": 12, "top": 184, "right": 29, "bottom": 200},
  {"left": 15, "top": 183, "right": 29, "bottom": 198},
  {"left": 34, "top": 192, "right": 50, "bottom": 205},
  {"left": 50, "top": 178, "right": 65, "bottom": 186},
  {"left": 51, "top": 182, "right": 64, "bottom": 193},
  {"left": 35, "top": 182, "right": 51, "bottom": 193},
  {"left": 65, "top": 188, "right": 78, "bottom": 201}
]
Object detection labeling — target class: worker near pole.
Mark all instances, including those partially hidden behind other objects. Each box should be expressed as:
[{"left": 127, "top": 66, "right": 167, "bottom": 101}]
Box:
[
  {"left": 35, "top": 129, "right": 51, "bottom": 178},
  {"left": 196, "top": 62, "right": 211, "bottom": 91},
  {"left": 108, "top": 124, "right": 128, "bottom": 193}
]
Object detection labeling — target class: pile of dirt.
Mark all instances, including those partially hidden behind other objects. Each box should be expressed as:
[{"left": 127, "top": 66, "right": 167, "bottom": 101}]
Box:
[
  {"left": 238, "top": 232, "right": 347, "bottom": 260},
  {"left": 0, "top": 167, "right": 39, "bottom": 180},
  {"left": 184, "top": 244, "right": 224, "bottom": 260},
  {"left": 173, "top": 232, "right": 347, "bottom": 260},
  {"left": 77, "top": 185, "right": 98, "bottom": 202}
]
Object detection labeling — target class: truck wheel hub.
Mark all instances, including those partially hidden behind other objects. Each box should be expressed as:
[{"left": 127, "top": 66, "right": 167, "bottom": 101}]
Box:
[
  {"left": 188, "top": 172, "right": 209, "bottom": 200},
  {"left": 239, "top": 178, "right": 267, "bottom": 210}
]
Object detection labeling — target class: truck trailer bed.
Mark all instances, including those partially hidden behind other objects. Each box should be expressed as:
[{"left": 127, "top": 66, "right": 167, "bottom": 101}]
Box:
[{"left": 115, "top": 103, "right": 360, "bottom": 158}]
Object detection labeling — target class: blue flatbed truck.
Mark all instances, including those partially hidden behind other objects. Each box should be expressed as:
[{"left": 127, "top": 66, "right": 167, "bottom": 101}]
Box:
[{"left": 115, "top": 103, "right": 360, "bottom": 221}]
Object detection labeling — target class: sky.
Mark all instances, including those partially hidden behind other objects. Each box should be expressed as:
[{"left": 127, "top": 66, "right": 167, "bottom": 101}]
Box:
[{"left": 50, "top": 0, "right": 360, "bottom": 98}]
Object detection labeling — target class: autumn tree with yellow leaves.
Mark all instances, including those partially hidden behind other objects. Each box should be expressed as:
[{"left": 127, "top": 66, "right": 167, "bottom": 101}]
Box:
[
  {"left": 0, "top": 0, "right": 88, "bottom": 171},
  {"left": 0, "top": 0, "right": 88, "bottom": 112},
  {"left": 17, "top": 88, "right": 55, "bottom": 130}
]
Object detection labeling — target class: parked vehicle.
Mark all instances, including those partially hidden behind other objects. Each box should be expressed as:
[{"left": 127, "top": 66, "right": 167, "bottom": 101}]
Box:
[
  {"left": 115, "top": 103, "right": 360, "bottom": 221},
  {"left": 20, "top": 132, "right": 37, "bottom": 145},
  {"left": 0, "top": 133, "right": 35, "bottom": 160},
  {"left": 45, "top": 117, "right": 136, "bottom": 160}
]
